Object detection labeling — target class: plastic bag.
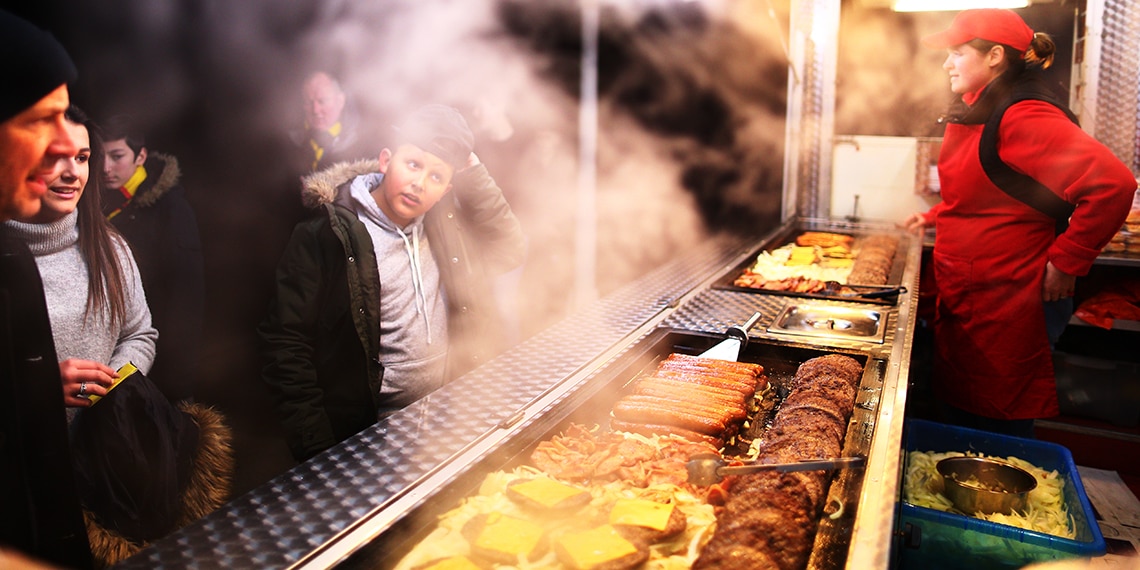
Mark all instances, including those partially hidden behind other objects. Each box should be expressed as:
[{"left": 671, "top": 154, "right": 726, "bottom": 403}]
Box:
[{"left": 1073, "top": 279, "right": 1140, "bottom": 329}]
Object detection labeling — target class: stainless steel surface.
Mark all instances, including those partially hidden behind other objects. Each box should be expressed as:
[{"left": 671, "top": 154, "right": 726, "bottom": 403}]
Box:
[
  {"left": 936, "top": 457, "right": 1037, "bottom": 515},
  {"left": 118, "top": 217, "right": 920, "bottom": 570},
  {"left": 784, "top": 0, "right": 841, "bottom": 220},
  {"left": 687, "top": 453, "right": 866, "bottom": 486},
  {"left": 768, "top": 302, "right": 886, "bottom": 344},
  {"left": 116, "top": 235, "right": 753, "bottom": 570},
  {"left": 1088, "top": 0, "right": 1140, "bottom": 173}
]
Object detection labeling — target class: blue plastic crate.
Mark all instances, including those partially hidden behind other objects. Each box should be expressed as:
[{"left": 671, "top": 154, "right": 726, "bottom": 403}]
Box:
[{"left": 896, "top": 419, "right": 1106, "bottom": 570}]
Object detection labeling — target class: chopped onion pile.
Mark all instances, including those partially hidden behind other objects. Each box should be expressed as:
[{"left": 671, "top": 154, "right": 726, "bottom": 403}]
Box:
[
  {"left": 903, "top": 450, "right": 1076, "bottom": 539},
  {"left": 745, "top": 244, "right": 854, "bottom": 284}
]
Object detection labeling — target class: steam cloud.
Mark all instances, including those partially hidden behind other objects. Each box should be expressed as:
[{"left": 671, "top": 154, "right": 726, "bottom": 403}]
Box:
[{"left": 32, "top": 0, "right": 928, "bottom": 492}]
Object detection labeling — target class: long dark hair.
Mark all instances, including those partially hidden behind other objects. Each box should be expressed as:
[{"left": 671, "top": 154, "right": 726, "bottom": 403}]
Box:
[{"left": 68, "top": 105, "right": 130, "bottom": 328}]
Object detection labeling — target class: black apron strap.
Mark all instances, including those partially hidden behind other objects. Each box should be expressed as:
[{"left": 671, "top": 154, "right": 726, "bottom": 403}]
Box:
[{"left": 978, "top": 89, "right": 1078, "bottom": 234}]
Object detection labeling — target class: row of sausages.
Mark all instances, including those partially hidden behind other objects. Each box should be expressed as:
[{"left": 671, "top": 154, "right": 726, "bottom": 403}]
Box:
[{"left": 609, "top": 353, "right": 768, "bottom": 447}]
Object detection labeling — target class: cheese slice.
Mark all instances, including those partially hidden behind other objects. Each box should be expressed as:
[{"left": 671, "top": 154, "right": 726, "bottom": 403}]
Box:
[
  {"left": 785, "top": 246, "right": 817, "bottom": 266},
  {"left": 557, "top": 525, "right": 638, "bottom": 569},
  {"left": 419, "top": 556, "right": 482, "bottom": 570},
  {"left": 509, "top": 478, "right": 587, "bottom": 508},
  {"left": 475, "top": 513, "right": 543, "bottom": 556},
  {"left": 88, "top": 361, "right": 138, "bottom": 405},
  {"left": 609, "top": 498, "right": 673, "bottom": 531}
]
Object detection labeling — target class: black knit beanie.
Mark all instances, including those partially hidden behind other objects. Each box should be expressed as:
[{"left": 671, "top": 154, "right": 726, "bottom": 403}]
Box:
[
  {"left": 0, "top": 10, "right": 77, "bottom": 124},
  {"left": 392, "top": 104, "right": 475, "bottom": 171}
]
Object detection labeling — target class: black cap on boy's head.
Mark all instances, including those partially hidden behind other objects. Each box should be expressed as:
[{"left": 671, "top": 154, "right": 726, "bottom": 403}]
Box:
[
  {"left": 392, "top": 104, "right": 475, "bottom": 171},
  {"left": 0, "top": 10, "right": 78, "bottom": 124}
]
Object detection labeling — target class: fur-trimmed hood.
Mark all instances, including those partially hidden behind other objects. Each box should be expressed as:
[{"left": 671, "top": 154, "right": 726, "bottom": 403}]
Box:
[
  {"left": 132, "top": 152, "right": 182, "bottom": 209},
  {"left": 300, "top": 158, "right": 379, "bottom": 209}
]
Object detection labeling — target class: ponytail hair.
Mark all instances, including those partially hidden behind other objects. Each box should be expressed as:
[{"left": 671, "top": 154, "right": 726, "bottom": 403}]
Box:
[{"left": 1024, "top": 32, "right": 1056, "bottom": 70}]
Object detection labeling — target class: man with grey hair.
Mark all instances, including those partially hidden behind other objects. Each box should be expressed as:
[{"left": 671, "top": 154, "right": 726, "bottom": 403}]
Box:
[
  {"left": 290, "top": 70, "right": 368, "bottom": 174},
  {"left": 0, "top": 9, "right": 93, "bottom": 568}
]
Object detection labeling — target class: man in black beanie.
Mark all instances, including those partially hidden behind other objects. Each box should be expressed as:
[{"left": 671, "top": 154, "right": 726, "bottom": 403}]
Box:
[{"left": 0, "top": 9, "right": 94, "bottom": 569}]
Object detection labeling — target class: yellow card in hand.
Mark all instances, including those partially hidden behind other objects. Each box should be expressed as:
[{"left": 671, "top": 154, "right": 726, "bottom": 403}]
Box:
[{"left": 88, "top": 362, "right": 138, "bottom": 405}]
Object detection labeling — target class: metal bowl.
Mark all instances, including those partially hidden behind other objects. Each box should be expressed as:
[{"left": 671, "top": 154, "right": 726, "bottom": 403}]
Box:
[{"left": 936, "top": 456, "right": 1037, "bottom": 515}]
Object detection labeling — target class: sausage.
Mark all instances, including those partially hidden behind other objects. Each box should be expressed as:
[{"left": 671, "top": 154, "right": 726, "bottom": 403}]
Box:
[
  {"left": 635, "top": 376, "right": 747, "bottom": 404},
  {"left": 632, "top": 384, "right": 744, "bottom": 413},
  {"left": 628, "top": 388, "right": 747, "bottom": 421},
  {"left": 653, "top": 370, "right": 758, "bottom": 397},
  {"left": 656, "top": 363, "right": 760, "bottom": 386},
  {"left": 612, "top": 398, "right": 726, "bottom": 435},
  {"left": 632, "top": 381, "right": 746, "bottom": 412},
  {"left": 609, "top": 419, "right": 723, "bottom": 448},
  {"left": 664, "top": 353, "right": 765, "bottom": 375},
  {"left": 618, "top": 394, "right": 745, "bottom": 423}
]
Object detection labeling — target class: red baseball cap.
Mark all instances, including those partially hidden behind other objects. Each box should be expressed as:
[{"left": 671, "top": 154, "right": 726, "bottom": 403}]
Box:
[{"left": 921, "top": 9, "right": 1034, "bottom": 52}]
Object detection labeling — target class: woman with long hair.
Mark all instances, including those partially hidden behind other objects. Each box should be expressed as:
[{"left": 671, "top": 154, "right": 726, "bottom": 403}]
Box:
[
  {"left": 5, "top": 104, "right": 155, "bottom": 406},
  {"left": 4, "top": 105, "right": 232, "bottom": 568}
]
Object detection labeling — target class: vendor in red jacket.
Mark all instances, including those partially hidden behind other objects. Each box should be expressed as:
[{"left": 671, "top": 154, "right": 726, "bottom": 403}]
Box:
[{"left": 903, "top": 9, "right": 1137, "bottom": 437}]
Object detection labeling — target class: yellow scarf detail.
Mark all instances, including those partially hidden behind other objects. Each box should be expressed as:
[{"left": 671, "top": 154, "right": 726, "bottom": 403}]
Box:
[
  {"left": 308, "top": 121, "right": 343, "bottom": 170},
  {"left": 122, "top": 165, "right": 147, "bottom": 196},
  {"left": 107, "top": 165, "right": 148, "bottom": 220}
]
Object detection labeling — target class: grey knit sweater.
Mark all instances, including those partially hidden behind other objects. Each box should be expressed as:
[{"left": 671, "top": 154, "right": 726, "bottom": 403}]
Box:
[{"left": 4, "top": 211, "right": 157, "bottom": 376}]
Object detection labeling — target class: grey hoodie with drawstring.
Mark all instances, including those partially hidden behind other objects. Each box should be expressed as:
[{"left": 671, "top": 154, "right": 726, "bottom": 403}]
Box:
[
  {"left": 260, "top": 158, "right": 526, "bottom": 461},
  {"left": 348, "top": 173, "right": 447, "bottom": 409}
]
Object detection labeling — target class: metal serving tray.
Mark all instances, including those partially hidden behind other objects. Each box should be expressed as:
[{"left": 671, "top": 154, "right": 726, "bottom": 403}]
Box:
[
  {"left": 768, "top": 302, "right": 887, "bottom": 344},
  {"left": 713, "top": 225, "right": 909, "bottom": 306},
  {"left": 334, "top": 328, "right": 882, "bottom": 570}
]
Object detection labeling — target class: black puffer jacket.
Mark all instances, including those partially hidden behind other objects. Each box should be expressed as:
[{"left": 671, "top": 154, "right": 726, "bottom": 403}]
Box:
[
  {"left": 105, "top": 153, "right": 204, "bottom": 404},
  {"left": 259, "top": 159, "right": 525, "bottom": 461}
]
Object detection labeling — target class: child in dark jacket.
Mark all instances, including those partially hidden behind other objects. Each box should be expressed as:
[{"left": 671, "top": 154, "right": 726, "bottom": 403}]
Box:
[{"left": 260, "top": 104, "right": 526, "bottom": 461}]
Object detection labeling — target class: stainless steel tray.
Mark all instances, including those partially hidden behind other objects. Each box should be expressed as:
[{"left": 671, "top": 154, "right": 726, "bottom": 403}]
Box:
[
  {"left": 712, "top": 225, "right": 909, "bottom": 306},
  {"left": 768, "top": 302, "right": 887, "bottom": 344}
]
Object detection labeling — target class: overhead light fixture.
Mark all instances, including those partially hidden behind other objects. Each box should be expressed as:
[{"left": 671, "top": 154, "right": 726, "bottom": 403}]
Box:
[{"left": 892, "top": 0, "right": 1029, "bottom": 11}]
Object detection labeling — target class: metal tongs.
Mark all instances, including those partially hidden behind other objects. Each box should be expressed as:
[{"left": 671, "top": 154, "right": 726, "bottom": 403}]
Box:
[
  {"left": 698, "top": 312, "right": 764, "bottom": 361},
  {"left": 686, "top": 452, "right": 866, "bottom": 486},
  {"left": 825, "top": 282, "right": 907, "bottom": 300}
]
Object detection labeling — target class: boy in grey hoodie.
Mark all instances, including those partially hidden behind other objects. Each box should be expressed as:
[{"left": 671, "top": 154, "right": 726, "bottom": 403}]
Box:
[{"left": 260, "top": 104, "right": 526, "bottom": 461}]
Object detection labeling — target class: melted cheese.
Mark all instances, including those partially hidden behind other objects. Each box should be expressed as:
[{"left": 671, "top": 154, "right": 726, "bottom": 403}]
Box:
[
  {"left": 557, "top": 525, "right": 638, "bottom": 569},
  {"left": 475, "top": 513, "right": 543, "bottom": 555},
  {"left": 509, "top": 478, "right": 586, "bottom": 508},
  {"left": 785, "top": 246, "right": 817, "bottom": 266},
  {"left": 419, "top": 556, "right": 482, "bottom": 570},
  {"left": 609, "top": 498, "right": 673, "bottom": 531}
]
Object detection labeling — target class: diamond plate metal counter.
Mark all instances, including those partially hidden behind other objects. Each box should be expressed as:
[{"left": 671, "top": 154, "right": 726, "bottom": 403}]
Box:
[{"left": 116, "top": 236, "right": 751, "bottom": 569}]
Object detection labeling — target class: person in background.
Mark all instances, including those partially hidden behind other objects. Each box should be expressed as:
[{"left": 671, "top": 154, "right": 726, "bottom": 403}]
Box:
[
  {"left": 7, "top": 106, "right": 233, "bottom": 566},
  {"left": 101, "top": 114, "right": 205, "bottom": 404},
  {"left": 290, "top": 71, "right": 368, "bottom": 175},
  {"left": 0, "top": 9, "right": 92, "bottom": 568},
  {"left": 260, "top": 104, "right": 526, "bottom": 461},
  {"left": 902, "top": 9, "right": 1136, "bottom": 437}
]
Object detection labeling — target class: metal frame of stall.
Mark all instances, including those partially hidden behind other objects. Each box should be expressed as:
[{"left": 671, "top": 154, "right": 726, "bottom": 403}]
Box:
[
  {"left": 117, "top": 0, "right": 1138, "bottom": 567},
  {"left": 117, "top": 220, "right": 922, "bottom": 569}
]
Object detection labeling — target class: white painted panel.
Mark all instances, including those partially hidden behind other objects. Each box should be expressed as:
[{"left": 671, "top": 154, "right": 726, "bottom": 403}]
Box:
[{"left": 830, "top": 135, "right": 941, "bottom": 224}]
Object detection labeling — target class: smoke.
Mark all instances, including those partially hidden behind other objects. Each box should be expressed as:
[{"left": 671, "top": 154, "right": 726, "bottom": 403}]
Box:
[
  {"left": 835, "top": 7, "right": 954, "bottom": 137},
  {"left": 26, "top": 0, "right": 799, "bottom": 489}
]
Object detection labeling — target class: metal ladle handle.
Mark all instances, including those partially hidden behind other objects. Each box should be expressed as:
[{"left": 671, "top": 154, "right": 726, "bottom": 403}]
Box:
[
  {"left": 726, "top": 311, "right": 763, "bottom": 344},
  {"left": 687, "top": 453, "right": 865, "bottom": 486}
]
